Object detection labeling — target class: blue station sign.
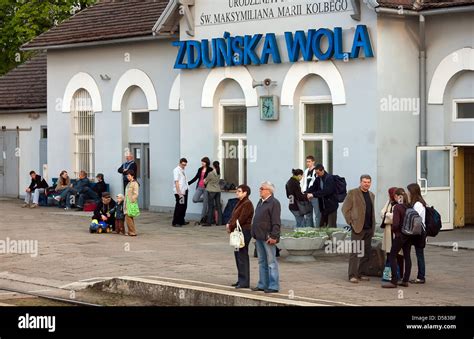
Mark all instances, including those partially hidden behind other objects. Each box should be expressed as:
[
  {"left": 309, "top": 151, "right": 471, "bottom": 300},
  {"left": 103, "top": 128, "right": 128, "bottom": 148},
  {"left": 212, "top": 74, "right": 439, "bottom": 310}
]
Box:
[{"left": 173, "top": 25, "right": 373, "bottom": 69}]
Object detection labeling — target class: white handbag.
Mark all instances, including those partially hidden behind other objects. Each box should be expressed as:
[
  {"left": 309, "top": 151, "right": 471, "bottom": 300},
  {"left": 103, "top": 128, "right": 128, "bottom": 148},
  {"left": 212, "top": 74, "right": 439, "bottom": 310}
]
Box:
[{"left": 229, "top": 220, "right": 245, "bottom": 250}]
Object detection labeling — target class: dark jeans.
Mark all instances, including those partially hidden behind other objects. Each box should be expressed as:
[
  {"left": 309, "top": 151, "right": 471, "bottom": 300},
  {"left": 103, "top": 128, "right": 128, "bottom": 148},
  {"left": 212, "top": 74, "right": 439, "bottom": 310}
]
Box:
[
  {"left": 172, "top": 190, "right": 188, "bottom": 225},
  {"left": 389, "top": 235, "right": 412, "bottom": 284},
  {"left": 65, "top": 187, "right": 98, "bottom": 208},
  {"left": 207, "top": 191, "right": 222, "bottom": 225},
  {"left": 234, "top": 229, "right": 251, "bottom": 287},
  {"left": 348, "top": 228, "right": 372, "bottom": 279},
  {"left": 320, "top": 210, "right": 337, "bottom": 228},
  {"left": 414, "top": 246, "right": 425, "bottom": 280},
  {"left": 385, "top": 253, "right": 405, "bottom": 280},
  {"left": 77, "top": 187, "right": 99, "bottom": 207}
]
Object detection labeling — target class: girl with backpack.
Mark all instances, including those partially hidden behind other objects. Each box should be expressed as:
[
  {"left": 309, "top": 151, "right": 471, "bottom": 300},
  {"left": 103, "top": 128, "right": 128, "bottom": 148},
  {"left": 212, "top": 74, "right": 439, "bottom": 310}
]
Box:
[
  {"left": 407, "top": 183, "right": 427, "bottom": 284},
  {"left": 382, "top": 188, "right": 412, "bottom": 288}
]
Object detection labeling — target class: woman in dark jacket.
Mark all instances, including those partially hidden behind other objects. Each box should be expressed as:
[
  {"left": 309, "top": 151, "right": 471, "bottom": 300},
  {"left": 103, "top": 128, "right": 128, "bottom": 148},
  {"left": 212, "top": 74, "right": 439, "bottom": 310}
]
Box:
[
  {"left": 226, "top": 184, "right": 254, "bottom": 289},
  {"left": 285, "top": 169, "right": 311, "bottom": 228},
  {"left": 188, "top": 157, "right": 213, "bottom": 223},
  {"left": 382, "top": 188, "right": 412, "bottom": 288}
]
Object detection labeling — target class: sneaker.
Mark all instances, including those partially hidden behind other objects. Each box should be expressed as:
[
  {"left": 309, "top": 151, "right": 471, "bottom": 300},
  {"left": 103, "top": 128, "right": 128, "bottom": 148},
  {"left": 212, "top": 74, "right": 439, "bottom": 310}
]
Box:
[
  {"left": 398, "top": 281, "right": 409, "bottom": 287},
  {"left": 30, "top": 204, "right": 38, "bottom": 208},
  {"left": 22, "top": 203, "right": 30, "bottom": 208},
  {"left": 264, "top": 289, "right": 279, "bottom": 294},
  {"left": 349, "top": 277, "right": 359, "bottom": 283},
  {"left": 64, "top": 207, "right": 70, "bottom": 210},
  {"left": 53, "top": 195, "right": 61, "bottom": 202},
  {"left": 359, "top": 276, "right": 370, "bottom": 281}
]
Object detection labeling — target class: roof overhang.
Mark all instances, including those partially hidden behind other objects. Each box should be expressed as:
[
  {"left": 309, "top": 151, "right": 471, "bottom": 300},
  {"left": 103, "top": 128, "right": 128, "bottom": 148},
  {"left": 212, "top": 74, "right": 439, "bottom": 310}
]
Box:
[{"left": 153, "top": 0, "right": 181, "bottom": 35}]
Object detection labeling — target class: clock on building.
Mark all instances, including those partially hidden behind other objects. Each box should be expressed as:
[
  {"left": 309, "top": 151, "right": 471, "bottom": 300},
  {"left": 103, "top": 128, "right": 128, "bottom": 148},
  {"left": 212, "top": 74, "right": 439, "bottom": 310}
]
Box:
[{"left": 259, "top": 95, "right": 279, "bottom": 120}]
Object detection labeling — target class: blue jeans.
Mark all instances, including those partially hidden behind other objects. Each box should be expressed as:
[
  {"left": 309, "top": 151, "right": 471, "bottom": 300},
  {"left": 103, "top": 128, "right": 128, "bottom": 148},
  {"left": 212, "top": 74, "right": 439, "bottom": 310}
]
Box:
[
  {"left": 255, "top": 240, "right": 280, "bottom": 291},
  {"left": 415, "top": 246, "right": 425, "bottom": 280},
  {"left": 305, "top": 197, "right": 321, "bottom": 227},
  {"left": 291, "top": 210, "right": 305, "bottom": 228}
]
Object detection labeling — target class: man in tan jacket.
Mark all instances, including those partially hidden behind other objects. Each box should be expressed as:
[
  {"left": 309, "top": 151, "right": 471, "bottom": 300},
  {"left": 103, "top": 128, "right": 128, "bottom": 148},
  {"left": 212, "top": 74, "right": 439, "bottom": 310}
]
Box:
[{"left": 342, "top": 174, "right": 376, "bottom": 283}]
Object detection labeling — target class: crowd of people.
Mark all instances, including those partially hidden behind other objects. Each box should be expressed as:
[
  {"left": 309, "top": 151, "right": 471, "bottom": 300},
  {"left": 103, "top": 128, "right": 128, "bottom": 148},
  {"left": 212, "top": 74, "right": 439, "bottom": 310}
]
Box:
[
  {"left": 22, "top": 152, "right": 430, "bottom": 290},
  {"left": 22, "top": 153, "right": 140, "bottom": 236}
]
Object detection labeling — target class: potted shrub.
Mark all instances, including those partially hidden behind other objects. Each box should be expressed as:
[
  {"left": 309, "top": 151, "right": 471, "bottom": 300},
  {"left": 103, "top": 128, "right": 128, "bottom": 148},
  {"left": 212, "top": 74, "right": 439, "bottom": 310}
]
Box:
[{"left": 280, "top": 228, "right": 328, "bottom": 262}]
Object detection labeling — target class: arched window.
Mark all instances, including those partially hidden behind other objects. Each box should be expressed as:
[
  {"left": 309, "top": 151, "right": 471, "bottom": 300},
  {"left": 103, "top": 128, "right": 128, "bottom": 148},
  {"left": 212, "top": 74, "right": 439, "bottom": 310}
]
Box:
[{"left": 71, "top": 89, "right": 95, "bottom": 178}]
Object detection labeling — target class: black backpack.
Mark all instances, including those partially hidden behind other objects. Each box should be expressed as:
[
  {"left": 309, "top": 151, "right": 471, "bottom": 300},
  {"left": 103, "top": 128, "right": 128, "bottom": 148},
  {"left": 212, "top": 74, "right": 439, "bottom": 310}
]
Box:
[
  {"left": 425, "top": 206, "right": 442, "bottom": 237},
  {"left": 401, "top": 208, "right": 424, "bottom": 236},
  {"left": 333, "top": 175, "right": 347, "bottom": 202}
]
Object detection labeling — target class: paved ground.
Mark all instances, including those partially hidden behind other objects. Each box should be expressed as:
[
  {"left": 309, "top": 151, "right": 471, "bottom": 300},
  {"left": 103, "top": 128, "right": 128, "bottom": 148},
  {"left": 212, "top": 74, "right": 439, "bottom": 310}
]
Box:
[{"left": 0, "top": 198, "right": 473, "bottom": 306}]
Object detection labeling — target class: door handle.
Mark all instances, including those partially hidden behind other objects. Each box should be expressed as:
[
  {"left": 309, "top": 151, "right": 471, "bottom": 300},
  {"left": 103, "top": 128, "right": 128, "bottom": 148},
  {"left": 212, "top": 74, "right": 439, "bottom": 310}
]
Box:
[{"left": 419, "top": 178, "right": 428, "bottom": 195}]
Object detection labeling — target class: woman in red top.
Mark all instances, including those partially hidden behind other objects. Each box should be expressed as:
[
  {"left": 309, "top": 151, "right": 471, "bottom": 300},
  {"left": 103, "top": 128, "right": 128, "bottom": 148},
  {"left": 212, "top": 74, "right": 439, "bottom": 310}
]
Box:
[{"left": 382, "top": 188, "right": 413, "bottom": 288}]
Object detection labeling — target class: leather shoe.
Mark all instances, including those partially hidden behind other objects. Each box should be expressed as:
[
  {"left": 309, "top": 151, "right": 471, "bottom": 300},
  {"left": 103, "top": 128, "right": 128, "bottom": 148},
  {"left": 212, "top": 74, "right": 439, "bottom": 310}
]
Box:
[
  {"left": 251, "top": 287, "right": 264, "bottom": 292},
  {"left": 264, "top": 289, "right": 279, "bottom": 294},
  {"left": 172, "top": 224, "right": 182, "bottom": 227},
  {"left": 231, "top": 282, "right": 239, "bottom": 287},
  {"left": 183, "top": 221, "right": 190, "bottom": 225},
  {"left": 235, "top": 285, "right": 249, "bottom": 289}
]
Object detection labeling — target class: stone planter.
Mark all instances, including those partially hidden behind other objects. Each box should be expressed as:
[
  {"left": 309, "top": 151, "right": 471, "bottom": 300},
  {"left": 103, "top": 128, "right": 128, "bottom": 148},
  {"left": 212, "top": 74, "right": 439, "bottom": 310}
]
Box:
[
  {"left": 280, "top": 236, "right": 329, "bottom": 262},
  {"left": 329, "top": 231, "right": 348, "bottom": 242}
]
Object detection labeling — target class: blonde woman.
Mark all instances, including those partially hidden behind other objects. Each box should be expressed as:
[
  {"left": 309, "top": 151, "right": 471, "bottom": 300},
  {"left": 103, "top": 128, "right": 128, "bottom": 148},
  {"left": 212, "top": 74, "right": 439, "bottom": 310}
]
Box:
[{"left": 124, "top": 170, "right": 139, "bottom": 236}]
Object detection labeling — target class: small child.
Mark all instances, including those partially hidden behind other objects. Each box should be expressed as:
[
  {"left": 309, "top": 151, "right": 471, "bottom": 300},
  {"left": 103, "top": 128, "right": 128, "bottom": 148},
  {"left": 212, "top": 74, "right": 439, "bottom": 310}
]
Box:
[{"left": 115, "top": 194, "right": 126, "bottom": 235}]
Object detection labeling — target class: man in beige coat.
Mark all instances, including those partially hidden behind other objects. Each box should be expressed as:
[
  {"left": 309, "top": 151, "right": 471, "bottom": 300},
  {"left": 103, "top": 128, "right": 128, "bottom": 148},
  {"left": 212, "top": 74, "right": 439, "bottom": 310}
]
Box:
[{"left": 342, "top": 174, "right": 376, "bottom": 283}]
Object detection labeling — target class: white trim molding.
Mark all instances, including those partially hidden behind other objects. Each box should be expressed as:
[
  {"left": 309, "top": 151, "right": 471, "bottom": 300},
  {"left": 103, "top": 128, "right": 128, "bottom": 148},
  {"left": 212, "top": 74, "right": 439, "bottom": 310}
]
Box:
[
  {"left": 112, "top": 69, "right": 158, "bottom": 111},
  {"left": 452, "top": 98, "right": 474, "bottom": 121},
  {"left": 169, "top": 74, "right": 181, "bottom": 110},
  {"left": 428, "top": 48, "right": 474, "bottom": 105},
  {"left": 281, "top": 61, "right": 346, "bottom": 106},
  {"left": 201, "top": 67, "right": 258, "bottom": 107},
  {"left": 62, "top": 72, "right": 102, "bottom": 112}
]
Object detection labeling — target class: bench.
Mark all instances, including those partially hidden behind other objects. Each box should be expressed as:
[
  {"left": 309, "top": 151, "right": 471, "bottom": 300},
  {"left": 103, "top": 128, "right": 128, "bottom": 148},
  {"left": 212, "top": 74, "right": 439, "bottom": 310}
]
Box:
[{"left": 40, "top": 178, "right": 110, "bottom": 207}]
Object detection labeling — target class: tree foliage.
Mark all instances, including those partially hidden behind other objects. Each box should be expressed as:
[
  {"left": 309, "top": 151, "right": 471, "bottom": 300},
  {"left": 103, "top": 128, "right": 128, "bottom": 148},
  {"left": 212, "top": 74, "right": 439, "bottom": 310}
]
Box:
[{"left": 0, "top": 0, "right": 97, "bottom": 76}]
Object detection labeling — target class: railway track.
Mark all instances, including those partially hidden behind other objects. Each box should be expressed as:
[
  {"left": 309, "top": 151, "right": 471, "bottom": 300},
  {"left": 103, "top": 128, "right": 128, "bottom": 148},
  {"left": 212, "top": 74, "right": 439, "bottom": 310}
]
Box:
[{"left": 0, "top": 287, "right": 101, "bottom": 307}]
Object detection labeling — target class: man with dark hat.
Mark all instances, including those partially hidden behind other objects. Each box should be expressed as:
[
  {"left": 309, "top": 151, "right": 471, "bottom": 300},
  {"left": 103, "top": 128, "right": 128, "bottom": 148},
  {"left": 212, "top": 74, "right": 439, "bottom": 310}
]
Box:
[{"left": 92, "top": 192, "right": 117, "bottom": 231}]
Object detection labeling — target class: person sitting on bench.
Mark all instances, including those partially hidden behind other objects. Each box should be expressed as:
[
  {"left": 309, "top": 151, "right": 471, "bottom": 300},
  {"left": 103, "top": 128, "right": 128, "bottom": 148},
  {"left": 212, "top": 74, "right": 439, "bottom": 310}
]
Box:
[
  {"left": 23, "top": 170, "right": 48, "bottom": 208},
  {"left": 65, "top": 171, "right": 98, "bottom": 211},
  {"left": 53, "top": 170, "right": 72, "bottom": 207},
  {"left": 93, "top": 173, "right": 107, "bottom": 198}
]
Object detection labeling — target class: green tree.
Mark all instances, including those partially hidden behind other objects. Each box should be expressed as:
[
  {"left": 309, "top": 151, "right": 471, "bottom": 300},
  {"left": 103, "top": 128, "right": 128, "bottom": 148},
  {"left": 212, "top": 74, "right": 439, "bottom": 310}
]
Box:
[{"left": 0, "top": 0, "right": 97, "bottom": 76}]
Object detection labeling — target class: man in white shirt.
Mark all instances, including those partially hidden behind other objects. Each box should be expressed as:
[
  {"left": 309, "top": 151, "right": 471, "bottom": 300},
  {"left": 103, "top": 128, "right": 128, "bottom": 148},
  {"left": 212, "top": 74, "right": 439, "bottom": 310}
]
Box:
[
  {"left": 172, "top": 158, "right": 189, "bottom": 227},
  {"left": 301, "top": 155, "right": 321, "bottom": 227}
]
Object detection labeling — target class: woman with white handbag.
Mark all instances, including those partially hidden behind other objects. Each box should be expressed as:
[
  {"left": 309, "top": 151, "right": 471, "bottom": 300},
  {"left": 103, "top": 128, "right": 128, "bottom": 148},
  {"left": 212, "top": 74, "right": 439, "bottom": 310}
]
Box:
[{"left": 226, "top": 184, "right": 254, "bottom": 289}]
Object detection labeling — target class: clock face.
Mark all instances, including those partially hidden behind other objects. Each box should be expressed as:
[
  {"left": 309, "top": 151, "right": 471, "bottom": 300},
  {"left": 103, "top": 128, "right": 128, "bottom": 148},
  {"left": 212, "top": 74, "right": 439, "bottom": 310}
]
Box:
[
  {"left": 261, "top": 96, "right": 279, "bottom": 120},
  {"left": 262, "top": 97, "right": 274, "bottom": 118}
]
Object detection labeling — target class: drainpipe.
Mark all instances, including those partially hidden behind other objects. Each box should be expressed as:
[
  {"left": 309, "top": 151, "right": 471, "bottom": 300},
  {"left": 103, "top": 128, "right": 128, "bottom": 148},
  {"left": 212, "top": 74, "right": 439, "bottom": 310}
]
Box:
[
  {"left": 419, "top": 14, "right": 427, "bottom": 146},
  {"left": 374, "top": 3, "right": 474, "bottom": 147}
]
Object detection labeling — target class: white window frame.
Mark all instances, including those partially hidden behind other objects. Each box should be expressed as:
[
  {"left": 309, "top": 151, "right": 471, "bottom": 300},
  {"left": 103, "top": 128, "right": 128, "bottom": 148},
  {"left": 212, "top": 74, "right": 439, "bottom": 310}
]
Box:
[
  {"left": 129, "top": 109, "right": 150, "bottom": 127},
  {"left": 452, "top": 98, "right": 474, "bottom": 122},
  {"left": 218, "top": 99, "right": 247, "bottom": 186},
  {"left": 71, "top": 89, "right": 95, "bottom": 179},
  {"left": 299, "top": 96, "right": 334, "bottom": 172}
]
